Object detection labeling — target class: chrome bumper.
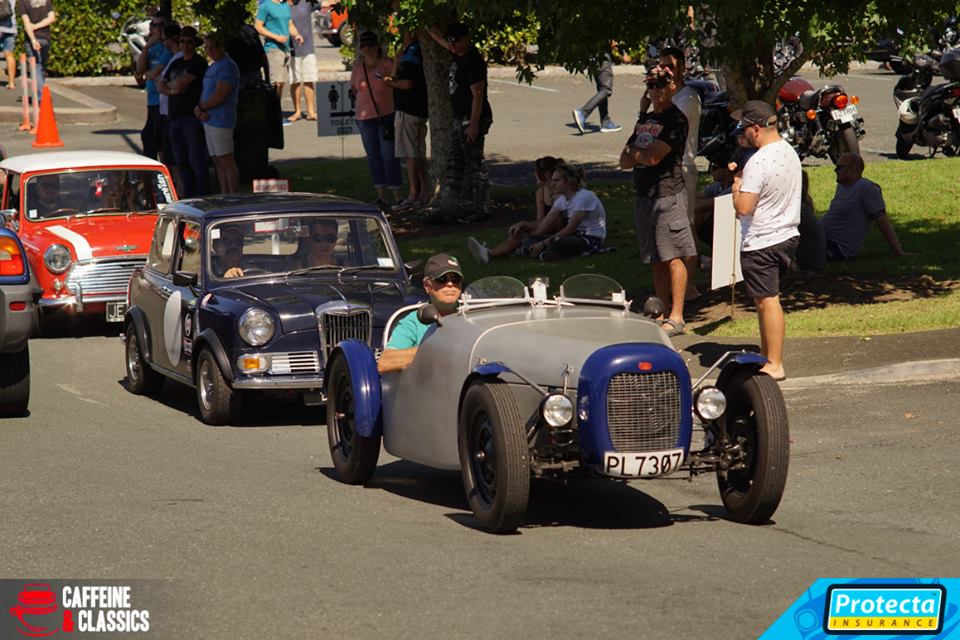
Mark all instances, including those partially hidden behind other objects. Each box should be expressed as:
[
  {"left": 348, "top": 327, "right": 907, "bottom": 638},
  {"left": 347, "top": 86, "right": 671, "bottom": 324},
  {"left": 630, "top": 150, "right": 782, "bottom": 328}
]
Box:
[{"left": 232, "top": 374, "right": 324, "bottom": 391}]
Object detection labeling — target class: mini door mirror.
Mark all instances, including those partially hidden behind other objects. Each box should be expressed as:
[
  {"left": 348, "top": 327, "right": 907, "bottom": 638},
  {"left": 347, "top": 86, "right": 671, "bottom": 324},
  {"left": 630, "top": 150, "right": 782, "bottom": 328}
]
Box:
[
  {"left": 416, "top": 303, "right": 443, "bottom": 327},
  {"left": 173, "top": 271, "right": 198, "bottom": 288},
  {"left": 0, "top": 208, "right": 18, "bottom": 231}
]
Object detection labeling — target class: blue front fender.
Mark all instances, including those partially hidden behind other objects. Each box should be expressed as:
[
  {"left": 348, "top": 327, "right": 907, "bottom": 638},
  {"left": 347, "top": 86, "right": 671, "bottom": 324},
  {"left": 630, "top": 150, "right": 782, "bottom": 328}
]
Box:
[{"left": 326, "top": 339, "right": 382, "bottom": 438}]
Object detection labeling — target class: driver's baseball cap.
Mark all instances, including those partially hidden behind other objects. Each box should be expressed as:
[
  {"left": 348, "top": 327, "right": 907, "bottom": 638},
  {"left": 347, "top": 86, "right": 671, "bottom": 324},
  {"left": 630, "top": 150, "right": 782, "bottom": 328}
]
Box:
[
  {"left": 424, "top": 253, "right": 463, "bottom": 280},
  {"left": 731, "top": 100, "right": 777, "bottom": 127}
]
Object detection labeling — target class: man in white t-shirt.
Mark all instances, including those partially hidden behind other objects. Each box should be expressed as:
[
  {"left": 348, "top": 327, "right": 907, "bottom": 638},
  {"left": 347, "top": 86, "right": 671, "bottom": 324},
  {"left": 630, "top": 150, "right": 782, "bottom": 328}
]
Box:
[{"left": 731, "top": 100, "right": 801, "bottom": 381}]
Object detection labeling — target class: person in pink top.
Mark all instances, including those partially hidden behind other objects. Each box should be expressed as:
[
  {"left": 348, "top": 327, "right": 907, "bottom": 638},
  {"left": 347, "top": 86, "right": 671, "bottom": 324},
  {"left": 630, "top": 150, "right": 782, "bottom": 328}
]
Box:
[{"left": 350, "top": 30, "right": 402, "bottom": 206}]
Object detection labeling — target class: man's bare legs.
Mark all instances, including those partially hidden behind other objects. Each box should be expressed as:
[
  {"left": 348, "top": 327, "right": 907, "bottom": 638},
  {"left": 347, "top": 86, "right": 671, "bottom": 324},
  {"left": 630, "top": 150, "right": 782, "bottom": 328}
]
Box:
[
  {"left": 4, "top": 51, "right": 15, "bottom": 89},
  {"left": 756, "top": 294, "right": 786, "bottom": 379},
  {"left": 652, "top": 259, "right": 688, "bottom": 326}
]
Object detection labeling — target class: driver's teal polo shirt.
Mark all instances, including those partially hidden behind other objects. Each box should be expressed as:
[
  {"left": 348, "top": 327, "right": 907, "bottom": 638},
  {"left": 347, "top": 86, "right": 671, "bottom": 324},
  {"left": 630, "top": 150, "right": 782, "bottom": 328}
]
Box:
[{"left": 385, "top": 311, "right": 430, "bottom": 350}]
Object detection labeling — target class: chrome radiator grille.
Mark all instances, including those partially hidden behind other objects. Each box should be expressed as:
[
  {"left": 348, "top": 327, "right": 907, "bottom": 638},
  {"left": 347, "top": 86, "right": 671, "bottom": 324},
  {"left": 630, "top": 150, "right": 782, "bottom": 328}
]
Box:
[
  {"left": 67, "top": 258, "right": 143, "bottom": 298},
  {"left": 318, "top": 306, "right": 372, "bottom": 359},
  {"left": 606, "top": 371, "right": 682, "bottom": 451},
  {"left": 270, "top": 351, "right": 320, "bottom": 375}
]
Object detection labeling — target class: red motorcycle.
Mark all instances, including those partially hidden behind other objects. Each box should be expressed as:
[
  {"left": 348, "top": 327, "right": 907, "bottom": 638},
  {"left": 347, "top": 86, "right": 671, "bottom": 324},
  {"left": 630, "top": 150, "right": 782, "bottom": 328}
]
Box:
[{"left": 776, "top": 77, "right": 865, "bottom": 163}]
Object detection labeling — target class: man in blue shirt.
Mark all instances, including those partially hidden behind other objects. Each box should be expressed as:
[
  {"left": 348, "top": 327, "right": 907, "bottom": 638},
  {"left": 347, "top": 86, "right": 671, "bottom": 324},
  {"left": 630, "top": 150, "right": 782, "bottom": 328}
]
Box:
[
  {"left": 377, "top": 253, "right": 463, "bottom": 374},
  {"left": 254, "top": 0, "right": 303, "bottom": 96},
  {"left": 197, "top": 31, "right": 240, "bottom": 194},
  {"left": 138, "top": 14, "right": 172, "bottom": 160}
]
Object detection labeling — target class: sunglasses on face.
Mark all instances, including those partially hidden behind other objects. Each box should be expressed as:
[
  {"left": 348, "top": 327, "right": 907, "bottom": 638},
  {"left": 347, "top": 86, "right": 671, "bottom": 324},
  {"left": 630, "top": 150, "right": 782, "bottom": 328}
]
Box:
[
  {"left": 311, "top": 232, "right": 338, "bottom": 242},
  {"left": 432, "top": 273, "right": 463, "bottom": 286},
  {"left": 179, "top": 38, "right": 196, "bottom": 45},
  {"left": 215, "top": 236, "right": 243, "bottom": 249}
]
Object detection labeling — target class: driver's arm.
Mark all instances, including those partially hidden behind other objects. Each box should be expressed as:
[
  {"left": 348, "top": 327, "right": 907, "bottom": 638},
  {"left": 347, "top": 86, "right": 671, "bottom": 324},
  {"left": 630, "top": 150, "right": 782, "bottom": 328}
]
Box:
[{"left": 377, "top": 347, "right": 417, "bottom": 374}]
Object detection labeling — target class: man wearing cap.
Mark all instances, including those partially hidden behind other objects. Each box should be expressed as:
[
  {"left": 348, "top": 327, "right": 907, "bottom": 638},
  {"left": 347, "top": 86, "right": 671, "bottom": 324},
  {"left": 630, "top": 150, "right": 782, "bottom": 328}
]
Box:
[
  {"left": 619, "top": 64, "right": 697, "bottom": 337},
  {"left": 730, "top": 99, "right": 801, "bottom": 381},
  {"left": 377, "top": 253, "right": 464, "bottom": 374},
  {"left": 429, "top": 22, "right": 493, "bottom": 222}
]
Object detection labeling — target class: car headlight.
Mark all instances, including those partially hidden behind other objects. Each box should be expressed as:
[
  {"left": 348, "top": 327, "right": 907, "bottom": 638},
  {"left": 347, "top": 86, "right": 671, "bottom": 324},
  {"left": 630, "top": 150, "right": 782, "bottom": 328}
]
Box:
[
  {"left": 694, "top": 386, "right": 726, "bottom": 421},
  {"left": 239, "top": 308, "right": 275, "bottom": 346},
  {"left": 542, "top": 393, "right": 574, "bottom": 427},
  {"left": 44, "top": 243, "right": 72, "bottom": 274}
]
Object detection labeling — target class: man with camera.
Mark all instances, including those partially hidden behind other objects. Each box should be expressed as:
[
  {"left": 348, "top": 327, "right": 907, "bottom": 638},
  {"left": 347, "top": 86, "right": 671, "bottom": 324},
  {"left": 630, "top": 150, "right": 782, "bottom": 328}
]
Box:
[{"left": 619, "top": 65, "right": 696, "bottom": 337}]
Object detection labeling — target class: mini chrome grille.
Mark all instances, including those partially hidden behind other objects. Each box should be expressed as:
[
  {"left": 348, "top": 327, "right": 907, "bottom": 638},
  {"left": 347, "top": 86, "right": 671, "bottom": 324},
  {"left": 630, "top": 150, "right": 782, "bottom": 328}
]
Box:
[
  {"left": 270, "top": 351, "right": 320, "bottom": 375},
  {"left": 67, "top": 259, "right": 143, "bottom": 297},
  {"left": 317, "top": 303, "right": 373, "bottom": 359},
  {"left": 606, "top": 371, "right": 682, "bottom": 451}
]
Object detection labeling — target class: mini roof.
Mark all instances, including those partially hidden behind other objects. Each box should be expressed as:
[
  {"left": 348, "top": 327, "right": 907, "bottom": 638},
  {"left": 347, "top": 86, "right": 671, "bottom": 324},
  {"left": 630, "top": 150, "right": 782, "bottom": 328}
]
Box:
[
  {"left": 0, "top": 151, "right": 167, "bottom": 174},
  {"left": 164, "top": 192, "right": 383, "bottom": 221}
]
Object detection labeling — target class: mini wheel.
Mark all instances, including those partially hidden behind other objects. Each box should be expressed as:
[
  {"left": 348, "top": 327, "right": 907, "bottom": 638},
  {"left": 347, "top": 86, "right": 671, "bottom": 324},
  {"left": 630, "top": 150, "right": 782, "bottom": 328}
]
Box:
[
  {"left": 458, "top": 381, "right": 529, "bottom": 534},
  {"left": 716, "top": 371, "right": 789, "bottom": 524},
  {"left": 195, "top": 348, "right": 240, "bottom": 425},
  {"left": 125, "top": 322, "right": 164, "bottom": 395},
  {"left": 326, "top": 351, "right": 380, "bottom": 484},
  {"left": 0, "top": 346, "right": 30, "bottom": 417}
]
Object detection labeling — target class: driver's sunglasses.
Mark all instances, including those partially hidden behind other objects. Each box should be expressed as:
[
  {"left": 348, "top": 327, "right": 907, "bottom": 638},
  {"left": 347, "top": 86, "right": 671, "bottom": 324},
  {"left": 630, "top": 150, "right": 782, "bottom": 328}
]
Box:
[
  {"left": 179, "top": 38, "right": 196, "bottom": 45},
  {"left": 432, "top": 273, "right": 463, "bottom": 286},
  {"left": 216, "top": 237, "right": 243, "bottom": 249},
  {"left": 311, "top": 232, "right": 338, "bottom": 242}
]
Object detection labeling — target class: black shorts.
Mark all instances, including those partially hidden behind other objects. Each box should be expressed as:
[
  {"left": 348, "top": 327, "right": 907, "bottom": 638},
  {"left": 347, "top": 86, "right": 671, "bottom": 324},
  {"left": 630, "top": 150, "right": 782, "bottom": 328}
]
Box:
[
  {"left": 740, "top": 236, "right": 799, "bottom": 299},
  {"left": 520, "top": 233, "right": 601, "bottom": 258}
]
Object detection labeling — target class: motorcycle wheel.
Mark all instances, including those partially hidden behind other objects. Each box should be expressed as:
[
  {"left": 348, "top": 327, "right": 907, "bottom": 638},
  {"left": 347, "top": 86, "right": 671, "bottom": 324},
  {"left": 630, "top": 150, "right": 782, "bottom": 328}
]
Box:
[
  {"left": 828, "top": 127, "right": 860, "bottom": 164},
  {"left": 895, "top": 126, "right": 914, "bottom": 159}
]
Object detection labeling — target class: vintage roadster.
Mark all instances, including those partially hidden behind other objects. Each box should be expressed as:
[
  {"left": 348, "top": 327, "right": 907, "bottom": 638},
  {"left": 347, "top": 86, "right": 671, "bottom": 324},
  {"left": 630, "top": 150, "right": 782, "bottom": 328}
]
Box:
[{"left": 324, "top": 275, "right": 789, "bottom": 533}]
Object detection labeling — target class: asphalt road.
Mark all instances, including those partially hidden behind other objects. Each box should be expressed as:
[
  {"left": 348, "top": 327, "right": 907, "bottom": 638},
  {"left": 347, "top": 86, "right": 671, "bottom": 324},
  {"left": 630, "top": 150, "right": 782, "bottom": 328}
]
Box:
[{"left": 2, "top": 330, "right": 958, "bottom": 639}]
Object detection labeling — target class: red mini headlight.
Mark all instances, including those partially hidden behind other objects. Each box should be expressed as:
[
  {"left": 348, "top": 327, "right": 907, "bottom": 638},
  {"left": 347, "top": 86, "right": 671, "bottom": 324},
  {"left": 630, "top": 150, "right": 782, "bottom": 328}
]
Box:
[
  {"left": 833, "top": 94, "right": 849, "bottom": 109},
  {"left": 0, "top": 236, "right": 25, "bottom": 276}
]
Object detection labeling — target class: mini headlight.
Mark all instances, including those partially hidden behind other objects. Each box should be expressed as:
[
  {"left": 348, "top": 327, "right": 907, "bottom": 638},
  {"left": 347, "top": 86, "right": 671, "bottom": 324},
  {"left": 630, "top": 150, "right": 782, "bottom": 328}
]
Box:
[
  {"left": 542, "top": 393, "right": 574, "bottom": 427},
  {"left": 44, "top": 243, "right": 73, "bottom": 274},
  {"left": 239, "top": 308, "right": 275, "bottom": 346},
  {"left": 694, "top": 386, "right": 726, "bottom": 421}
]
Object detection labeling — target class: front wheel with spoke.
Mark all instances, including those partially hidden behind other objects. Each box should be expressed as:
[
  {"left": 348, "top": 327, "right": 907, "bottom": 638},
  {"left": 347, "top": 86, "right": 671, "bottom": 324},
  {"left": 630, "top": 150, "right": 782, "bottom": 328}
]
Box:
[
  {"left": 195, "top": 348, "right": 240, "bottom": 425},
  {"left": 326, "top": 352, "right": 380, "bottom": 484},
  {"left": 716, "top": 371, "right": 789, "bottom": 524},
  {"left": 458, "top": 381, "right": 529, "bottom": 534}
]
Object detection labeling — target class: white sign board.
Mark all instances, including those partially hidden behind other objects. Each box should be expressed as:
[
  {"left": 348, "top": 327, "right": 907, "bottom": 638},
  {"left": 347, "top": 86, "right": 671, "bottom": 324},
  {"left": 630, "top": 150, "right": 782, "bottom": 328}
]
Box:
[
  {"left": 710, "top": 194, "right": 744, "bottom": 290},
  {"left": 252, "top": 178, "right": 290, "bottom": 193},
  {"left": 316, "top": 80, "right": 357, "bottom": 137}
]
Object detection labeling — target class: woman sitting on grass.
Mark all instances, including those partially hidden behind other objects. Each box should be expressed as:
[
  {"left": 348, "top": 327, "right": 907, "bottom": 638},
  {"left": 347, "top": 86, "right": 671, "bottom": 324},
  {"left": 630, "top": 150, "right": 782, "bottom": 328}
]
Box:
[
  {"left": 533, "top": 156, "right": 561, "bottom": 222},
  {"left": 468, "top": 162, "right": 606, "bottom": 263}
]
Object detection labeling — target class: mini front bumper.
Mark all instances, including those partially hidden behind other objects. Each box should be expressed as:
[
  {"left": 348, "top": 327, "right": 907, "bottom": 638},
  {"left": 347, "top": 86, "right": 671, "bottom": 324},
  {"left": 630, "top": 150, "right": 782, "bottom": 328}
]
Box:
[{"left": 232, "top": 373, "right": 324, "bottom": 391}]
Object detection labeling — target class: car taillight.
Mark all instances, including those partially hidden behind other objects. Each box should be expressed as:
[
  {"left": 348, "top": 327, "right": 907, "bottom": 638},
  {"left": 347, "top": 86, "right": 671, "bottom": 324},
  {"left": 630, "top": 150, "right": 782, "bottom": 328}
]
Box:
[
  {"left": 0, "top": 236, "right": 25, "bottom": 276},
  {"left": 833, "top": 94, "right": 849, "bottom": 109}
]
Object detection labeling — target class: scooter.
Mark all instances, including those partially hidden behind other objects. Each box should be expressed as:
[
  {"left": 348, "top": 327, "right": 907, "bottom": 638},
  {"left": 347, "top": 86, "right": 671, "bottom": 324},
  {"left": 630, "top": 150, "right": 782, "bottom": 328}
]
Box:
[
  {"left": 894, "top": 48, "right": 960, "bottom": 158},
  {"left": 776, "top": 76, "right": 864, "bottom": 163},
  {"left": 118, "top": 13, "right": 150, "bottom": 88}
]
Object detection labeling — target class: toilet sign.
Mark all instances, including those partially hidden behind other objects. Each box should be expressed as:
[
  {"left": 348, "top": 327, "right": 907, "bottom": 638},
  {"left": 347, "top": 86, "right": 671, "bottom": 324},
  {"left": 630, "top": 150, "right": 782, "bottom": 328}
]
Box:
[{"left": 316, "top": 80, "right": 357, "bottom": 137}]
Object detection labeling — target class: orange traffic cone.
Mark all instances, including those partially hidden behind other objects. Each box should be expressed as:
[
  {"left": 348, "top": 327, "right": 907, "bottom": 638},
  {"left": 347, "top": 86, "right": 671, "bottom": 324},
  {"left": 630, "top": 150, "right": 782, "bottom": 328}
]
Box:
[{"left": 32, "top": 86, "right": 63, "bottom": 148}]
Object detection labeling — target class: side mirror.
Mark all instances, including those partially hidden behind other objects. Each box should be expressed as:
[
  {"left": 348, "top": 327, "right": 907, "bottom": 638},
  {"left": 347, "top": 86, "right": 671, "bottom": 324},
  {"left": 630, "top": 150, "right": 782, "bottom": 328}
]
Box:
[
  {"left": 0, "top": 208, "right": 18, "bottom": 231},
  {"left": 642, "top": 296, "right": 665, "bottom": 320},
  {"left": 173, "top": 271, "right": 199, "bottom": 288},
  {"left": 416, "top": 303, "right": 443, "bottom": 327}
]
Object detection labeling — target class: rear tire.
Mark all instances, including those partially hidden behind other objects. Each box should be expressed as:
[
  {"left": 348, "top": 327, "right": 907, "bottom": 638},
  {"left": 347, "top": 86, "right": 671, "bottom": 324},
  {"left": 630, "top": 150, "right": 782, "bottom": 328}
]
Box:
[
  {"left": 896, "top": 125, "right": 914, "bottom": 159},
  {"left": 829, "top": 126, "right": 860, "bottom": 163},
  {"left": 0, "top": 346, "right": 30, "bottom": 417},
  {"left": 716, "top": 372, "right": 789, "bottom": 524},
  {"left": 195, "top": 348, "right": 240, "bottom": 425},
  {"left": 125, "top": 322, "right": 164, "bottom": 395},
  {"left": 326, "top": 352, "right": 380, "bottom": 484},
  {"left": 458, "top": 381, "right": 530, "bottom": 533}
]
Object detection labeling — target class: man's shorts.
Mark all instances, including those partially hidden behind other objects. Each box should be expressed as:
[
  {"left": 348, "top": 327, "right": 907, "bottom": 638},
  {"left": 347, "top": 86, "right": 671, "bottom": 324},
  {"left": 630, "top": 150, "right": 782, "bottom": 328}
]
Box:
[
  {"left": 395, "top": 111, "right": 427, "bottom": 159},
  {"left": 204, "top": 124, "right": 235, "bottom": 157},
  {"left": 1, "top": 34, "right": 14, "bottom": 53},
  {"left": 634, "top": 192, "right": 697, "bottom": 264},
  {"left": 289, "top": 52, "right": 317, "bottom": 84},
  {"left": 740, "top": 235, "right": 799, "bottom": 299},
  {"left": 266, "top": 48, "right": 290, "bottom": 85},
  {"left": 520, "top": 233, "right": 601, "bottom": 258}
]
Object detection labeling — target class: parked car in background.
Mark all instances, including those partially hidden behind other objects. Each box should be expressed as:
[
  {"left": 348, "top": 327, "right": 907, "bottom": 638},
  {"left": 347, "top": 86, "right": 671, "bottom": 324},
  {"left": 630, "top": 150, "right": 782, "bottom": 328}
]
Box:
[
  {"left": 0, "top": 151, "right": 177, "bottom": 324},
  {"left": 0, "top": 227, "right": 39, "bottom": 417},
  {"left": 316, "top": 1, "right": 352, "bottom": 47},
  {"left": 325, "top": 274, "right": 790, "bottom": 534},
  {"left": 124, "top": 193, "right": 423, "bottom": 425}
]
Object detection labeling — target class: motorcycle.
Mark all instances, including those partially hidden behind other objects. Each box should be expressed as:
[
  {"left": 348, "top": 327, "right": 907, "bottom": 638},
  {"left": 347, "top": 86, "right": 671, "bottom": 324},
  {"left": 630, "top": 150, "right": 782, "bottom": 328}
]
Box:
[
  {"left": 776, "top": 76, "right": 865, "bottom": 163},
  {"left": 894, "top": 48, "right": 960, "bottom": 158},
  {"left": 115, "top": 12, "right": 150, "bottom": 88},
  {"left": 687, "top": 78, "right": 739, "bottom": 166}
]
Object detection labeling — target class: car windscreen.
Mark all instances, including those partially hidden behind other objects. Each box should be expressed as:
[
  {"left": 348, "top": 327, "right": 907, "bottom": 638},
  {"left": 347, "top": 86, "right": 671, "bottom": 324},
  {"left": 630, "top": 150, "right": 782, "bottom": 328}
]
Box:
[
  {"left": 208, "top": 214, "right": 398, "bottom": 281},
  {"left": 24, "top": 169, "right": 174, "bottom": 220}
]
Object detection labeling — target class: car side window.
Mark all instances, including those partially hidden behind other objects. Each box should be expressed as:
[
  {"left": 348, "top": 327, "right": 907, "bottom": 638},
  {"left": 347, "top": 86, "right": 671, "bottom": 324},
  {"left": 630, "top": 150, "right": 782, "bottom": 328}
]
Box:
[
  {"left": 177, "top": 221, "right": 202, "bottom": 274},
  {"left": 2, "top": 171, "right": 19, "bottom": 212},
  {"left": 146, "top": 216, "right": 177, "bottom": 274}
]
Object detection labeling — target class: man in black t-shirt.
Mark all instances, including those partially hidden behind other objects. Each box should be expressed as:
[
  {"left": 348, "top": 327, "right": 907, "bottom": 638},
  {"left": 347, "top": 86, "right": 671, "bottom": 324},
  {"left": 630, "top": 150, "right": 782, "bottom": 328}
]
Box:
[
  {"left": 16, "top": 0, "right": 55, "bottom": 92},
  {"left": 157, "top": 26, "right": 209, "bottom": 197},
  {"left": 619, "top": 65, "right": 696, "bottom": 336},
  {"left": 428, "top": 22, "right": 493, "bottom": 223}
]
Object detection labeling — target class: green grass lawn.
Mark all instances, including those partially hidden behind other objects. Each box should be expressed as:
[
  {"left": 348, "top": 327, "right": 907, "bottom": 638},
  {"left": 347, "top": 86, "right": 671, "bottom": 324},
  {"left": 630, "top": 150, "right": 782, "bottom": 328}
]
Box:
[{"left": 275, "top": 156, "right": 960, "bottom": 337}]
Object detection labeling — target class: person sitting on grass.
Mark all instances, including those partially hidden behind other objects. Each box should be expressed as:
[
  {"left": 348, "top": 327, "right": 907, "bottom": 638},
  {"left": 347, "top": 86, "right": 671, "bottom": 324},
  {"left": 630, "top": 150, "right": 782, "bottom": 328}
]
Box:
[
  {"left": 533, "top": 155, "right": 561, "bottom": 222},
  {"left": 467, "top": 162, "right": 606, "bottom": 263}
]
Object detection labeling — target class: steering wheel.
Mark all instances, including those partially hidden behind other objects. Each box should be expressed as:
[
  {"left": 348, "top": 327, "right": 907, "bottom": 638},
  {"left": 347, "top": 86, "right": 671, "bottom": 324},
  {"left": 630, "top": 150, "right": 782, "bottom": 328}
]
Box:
[
  {"left": 240, "top": 267, "right": 269, "bottom": 276},
  {"left": 47, "top": 208, "right": 80, "bottom": 217}
]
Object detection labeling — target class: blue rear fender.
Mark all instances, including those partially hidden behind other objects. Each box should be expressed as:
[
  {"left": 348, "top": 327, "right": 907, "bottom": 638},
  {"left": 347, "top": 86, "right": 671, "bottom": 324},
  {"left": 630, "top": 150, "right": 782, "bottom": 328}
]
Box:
[
  {"left": 577, "top": 343, "right": 693, "bottom": 469},
  {"left": 326, "top": 339, "right": 381, "bottom": 438}
]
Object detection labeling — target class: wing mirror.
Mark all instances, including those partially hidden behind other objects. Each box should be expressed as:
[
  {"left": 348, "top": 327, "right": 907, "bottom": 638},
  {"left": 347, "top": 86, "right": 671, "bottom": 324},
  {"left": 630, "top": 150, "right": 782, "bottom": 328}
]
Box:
[
  {"left": 642, "top": 296, "right": 665, "bottom": 319},
  {"left": 0, "top": 208, "right": 18, "bottom": 231},
  {"left": 416, "top": 303, "right": 443, "bottom": 327},
  {"left": 173, "top": 271, "right": 198, "bottom": 288}
]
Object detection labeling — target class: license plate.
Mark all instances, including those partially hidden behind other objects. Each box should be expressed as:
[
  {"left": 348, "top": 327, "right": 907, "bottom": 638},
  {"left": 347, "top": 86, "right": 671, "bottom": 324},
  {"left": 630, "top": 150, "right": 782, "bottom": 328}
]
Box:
[
  {"left": 831, "top": 105, "right": 858, "bottom": 123},
  {"left": 106, "top": 302, "right": 126, "bottom": 323},
  {"left": 953, "top": 106, "right": 960, "bottom": 121},
  {"left": 602, "top": 448, "right": 685, "bottom": 478}
]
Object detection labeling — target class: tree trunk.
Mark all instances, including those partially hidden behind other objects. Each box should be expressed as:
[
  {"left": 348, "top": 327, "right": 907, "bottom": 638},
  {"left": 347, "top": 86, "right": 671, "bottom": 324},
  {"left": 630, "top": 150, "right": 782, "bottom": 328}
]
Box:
[
  {"left": 721, "top": 50, "right": 810, "bottom": 107},
  {"left": 419, "top": 30, "right": 453, "bottom": 203}
]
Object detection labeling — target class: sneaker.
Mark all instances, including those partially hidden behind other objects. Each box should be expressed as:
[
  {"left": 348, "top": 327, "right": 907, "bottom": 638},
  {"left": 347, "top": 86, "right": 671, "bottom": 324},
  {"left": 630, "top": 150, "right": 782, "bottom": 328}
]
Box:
[
  {"left": 600, "top": 120, "right": 622, "bottom": 133},
  {"left": 467, "top": 237, "right": 491, "bottom": 264},
  {"left": 572, "top": 108, "right": 586, "bottom": 134},
  {"left": 539, "top": 249, "right": 562, "bottom": 262}
]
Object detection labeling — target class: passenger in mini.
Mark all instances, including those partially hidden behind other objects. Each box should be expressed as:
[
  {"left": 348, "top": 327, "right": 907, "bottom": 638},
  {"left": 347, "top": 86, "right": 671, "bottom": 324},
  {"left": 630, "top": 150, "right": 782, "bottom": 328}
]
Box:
[
  {"left": 295, "top": 218, "right": 340, "bottom": 268},
  {"left": 377, "top": 252, "right": 463, "bottom": 374}
]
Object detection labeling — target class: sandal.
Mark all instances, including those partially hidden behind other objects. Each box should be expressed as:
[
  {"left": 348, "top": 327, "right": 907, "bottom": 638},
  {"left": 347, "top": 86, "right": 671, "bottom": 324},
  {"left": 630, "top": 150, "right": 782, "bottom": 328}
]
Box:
[{"left": 659, "top": 318, "right": 687, "bottom": 337}]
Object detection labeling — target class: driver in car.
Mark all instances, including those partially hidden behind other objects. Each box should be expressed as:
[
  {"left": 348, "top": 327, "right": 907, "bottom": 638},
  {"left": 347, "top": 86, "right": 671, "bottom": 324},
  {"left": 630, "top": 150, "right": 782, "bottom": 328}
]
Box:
[
  {"left": 33, "top": 174, "right": 62, "bottom": 217},
  {"left": 212, "top": 224, "right": 247, "bottom": 278},
  {"left": 377, "top": 253, "right": 463, "bottom": 374}
]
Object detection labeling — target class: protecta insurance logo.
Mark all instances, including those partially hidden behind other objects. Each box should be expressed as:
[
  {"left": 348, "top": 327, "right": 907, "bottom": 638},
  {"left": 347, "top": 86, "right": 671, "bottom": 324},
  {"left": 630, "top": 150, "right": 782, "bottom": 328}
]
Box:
[
  {"left": 823, "top": 584, "right": 946, "bottom": 635},
  {"left": 4, "top": 582, "right": 151, "bottom": 637}
]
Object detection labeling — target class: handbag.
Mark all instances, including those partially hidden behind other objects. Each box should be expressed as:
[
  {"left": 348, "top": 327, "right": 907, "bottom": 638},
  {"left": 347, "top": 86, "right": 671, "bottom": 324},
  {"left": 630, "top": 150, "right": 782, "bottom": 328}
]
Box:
[{"left": 362, "top": 63, "right": 395, "bottom": 142}]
